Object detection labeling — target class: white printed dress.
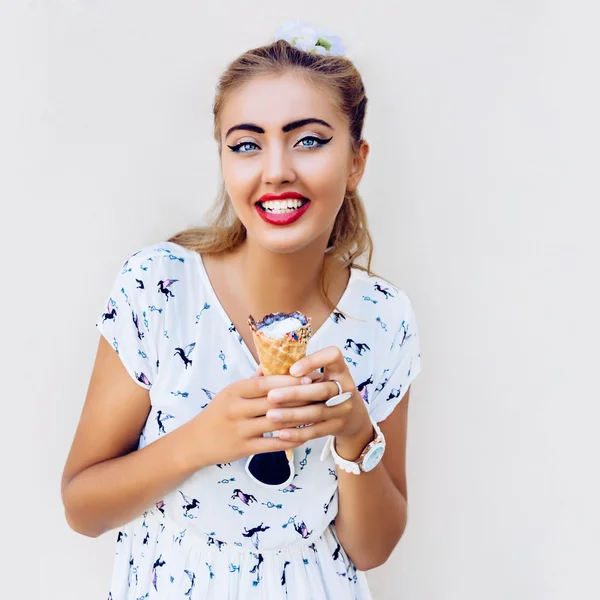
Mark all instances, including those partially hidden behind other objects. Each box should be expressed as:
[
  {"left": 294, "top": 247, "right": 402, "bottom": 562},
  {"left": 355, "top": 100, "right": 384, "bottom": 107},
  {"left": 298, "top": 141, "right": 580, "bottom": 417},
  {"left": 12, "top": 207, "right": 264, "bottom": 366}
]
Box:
[{"left": 95, "top": 241, "right": 422, "bottom": 600}]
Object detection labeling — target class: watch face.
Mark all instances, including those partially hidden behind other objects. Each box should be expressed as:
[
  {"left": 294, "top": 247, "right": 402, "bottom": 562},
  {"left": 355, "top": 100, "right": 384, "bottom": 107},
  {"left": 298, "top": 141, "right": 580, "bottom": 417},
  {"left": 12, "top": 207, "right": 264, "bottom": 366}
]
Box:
[{"left": 362, "top": 444, "right": 385, "bottom": 472}]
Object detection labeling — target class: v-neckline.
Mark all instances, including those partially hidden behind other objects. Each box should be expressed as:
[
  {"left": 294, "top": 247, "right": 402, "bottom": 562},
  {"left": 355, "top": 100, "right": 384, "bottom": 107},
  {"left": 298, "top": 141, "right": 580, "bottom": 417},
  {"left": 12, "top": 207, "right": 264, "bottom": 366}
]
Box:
[{"left": 192, "top": 250, "right": 357, "bottom": 370}]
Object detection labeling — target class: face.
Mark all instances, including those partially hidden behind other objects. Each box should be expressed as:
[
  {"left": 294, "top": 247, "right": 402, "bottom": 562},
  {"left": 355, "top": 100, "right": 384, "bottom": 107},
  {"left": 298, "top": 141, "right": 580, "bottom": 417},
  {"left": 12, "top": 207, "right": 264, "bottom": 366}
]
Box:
[{"left": 219, "top": 72, "right": 369, "bottom": 255}]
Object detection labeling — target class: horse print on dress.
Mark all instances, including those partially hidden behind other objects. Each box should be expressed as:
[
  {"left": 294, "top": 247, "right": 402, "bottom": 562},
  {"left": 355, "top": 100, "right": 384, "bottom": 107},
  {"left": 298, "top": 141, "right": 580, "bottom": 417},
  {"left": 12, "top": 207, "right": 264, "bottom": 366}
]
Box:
[
  {"left": 207, "top": 533, "right": 227, "bottom": 551},
  {"left": 249, "top": 552, "right": 264, "bottom": 587},
  {"left": 243, "top": 523, "right": 271, "bottom": 550},
  {"left": 309, "top": 542, "right": 320, "bottom": 566},
  {"left": 179, "top": 491, "right": 200, "bottom": 519},
  {"left": 135, "top": 278, "right": 144, "bottom": 289},
  {"left": 200, "top": 388, "right": 215, "bottom": 409},
  {"left": 281, "top": 483, "right": 302, "bottom": 493},
  {"left": 294, "top": 520, "right": 313, "bottom": 539},
  {"left": 386, "top": 387, "right": 402, "bottom": 402},
  {"left": 281, "top": 560, "right": 291, "bottom": 586},
  {"left": 284, "top": 516, "right": 313, "bottom": 539},
  {"left": 357, "top": 375, "right": 373, "bottom": 403},
  {"left": 324, "top": 490, "right": 336, "bottom": 514},
  {"left": 232, "top": 489, "right": 257, "bottom": 506},
  {"left": 374, "top": 282, "right": 395, "bottom": 299},
  {"left": 184, "top": 569, "right": 196, "bottom": 596},
  {"left": 155, "top": 410, "right": 175, "bottom": 435},
  {"left": 331, "top": 310, "right": 346, "bottom": 324},
  {"left": 173, "top": 529, "right": 186, "bottom": 546},
  {"left": 151, "top": 555, "right": 166, "bottom": 591},
  {"left": 128, "top": 555, "right": 138, "bottom": 587},
  {"left": 344, "top": 339, "right": 371, "bottom": 356},
  {"left": 174, "top": 342, "right": 196, "bottom": 369},
  {"left": 100, "top": 298, "right": 117, "bottom": 323},
  {"left": 136, "top": 372, "right": 151, "bottom": 387},
  {"left": 375, "top": 369, "right": 390, "bottom": 393},
  {"left": 157, "top": 278, "right": 178, "bottom": 301},
  {"left": 132, "top": 311, "right": 144, "bottom": 340},
  {"left": 332, "top": 542, "right": 343, "bottom": 562},
  {"left": 399, "top": 320, "right": 413, "bottom": 347}
]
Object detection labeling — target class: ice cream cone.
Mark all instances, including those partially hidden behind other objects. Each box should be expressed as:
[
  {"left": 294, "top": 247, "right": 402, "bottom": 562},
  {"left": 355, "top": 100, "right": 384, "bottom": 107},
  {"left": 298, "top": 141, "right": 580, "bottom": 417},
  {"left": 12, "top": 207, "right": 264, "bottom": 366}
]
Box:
[
  {"left": 248, "top": 311, "right": 313, "bottom": 466},
  {"left": 247, "top": 311, "right": 312, "bottom": 376}
]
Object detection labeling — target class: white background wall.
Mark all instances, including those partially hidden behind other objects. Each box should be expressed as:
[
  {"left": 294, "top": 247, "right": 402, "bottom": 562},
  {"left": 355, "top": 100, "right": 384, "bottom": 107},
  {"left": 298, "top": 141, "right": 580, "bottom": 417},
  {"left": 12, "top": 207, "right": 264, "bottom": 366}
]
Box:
[{"left": 2, "top": 1, "right": 598, "bottom": 598}]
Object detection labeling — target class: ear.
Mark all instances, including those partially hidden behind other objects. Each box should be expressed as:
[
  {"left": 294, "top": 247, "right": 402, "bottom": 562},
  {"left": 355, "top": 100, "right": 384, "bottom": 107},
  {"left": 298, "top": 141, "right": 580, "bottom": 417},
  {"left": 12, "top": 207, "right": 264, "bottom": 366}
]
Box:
[{"left": 347, "top": 141, "right": 370, "bottom": 192}]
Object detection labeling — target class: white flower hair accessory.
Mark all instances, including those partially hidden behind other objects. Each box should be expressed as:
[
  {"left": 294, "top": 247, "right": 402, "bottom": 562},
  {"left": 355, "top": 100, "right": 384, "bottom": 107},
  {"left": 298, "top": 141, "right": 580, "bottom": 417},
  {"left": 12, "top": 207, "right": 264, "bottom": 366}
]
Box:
[{"left": 275, "top": 20, "right": 347, "bottom": 57}]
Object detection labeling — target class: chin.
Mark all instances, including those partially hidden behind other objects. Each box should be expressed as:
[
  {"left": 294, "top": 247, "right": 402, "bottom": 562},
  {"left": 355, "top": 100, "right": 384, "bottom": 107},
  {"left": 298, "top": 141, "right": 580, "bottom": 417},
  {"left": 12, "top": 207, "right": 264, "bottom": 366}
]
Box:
[{"left": 247, "top": 229, "right": 323, "bottom": 255}]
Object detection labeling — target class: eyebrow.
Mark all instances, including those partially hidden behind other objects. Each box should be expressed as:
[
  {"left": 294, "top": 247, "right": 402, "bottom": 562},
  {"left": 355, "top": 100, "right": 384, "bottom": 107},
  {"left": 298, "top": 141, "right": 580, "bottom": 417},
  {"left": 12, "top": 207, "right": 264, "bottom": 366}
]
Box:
[{"left": 225, "top": 118, "right": 333, "bottom": 139}]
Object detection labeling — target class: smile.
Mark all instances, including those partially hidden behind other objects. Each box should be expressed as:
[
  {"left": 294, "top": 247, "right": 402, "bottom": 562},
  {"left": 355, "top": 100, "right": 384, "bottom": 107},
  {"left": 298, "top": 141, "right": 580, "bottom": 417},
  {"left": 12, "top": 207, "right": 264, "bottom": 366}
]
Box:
[{"left": 255, "top": 199, "right": 311, "bottom": 226}]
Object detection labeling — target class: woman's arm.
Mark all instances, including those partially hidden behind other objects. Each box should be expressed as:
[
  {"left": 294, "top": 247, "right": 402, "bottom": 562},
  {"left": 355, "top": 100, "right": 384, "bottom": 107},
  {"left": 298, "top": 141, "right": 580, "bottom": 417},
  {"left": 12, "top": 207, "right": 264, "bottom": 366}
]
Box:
[
  {"left": 333, "top": 386, "right": 410, "bottom": 571},
  {"left": 279, "top": 346, "right": 413, "bottom": 571},
  {"left": 61, "top": 337, "right": 203, "bottom": 537},
  {"left": 62, "top": 337, "right": 308, "bottom": 538}
]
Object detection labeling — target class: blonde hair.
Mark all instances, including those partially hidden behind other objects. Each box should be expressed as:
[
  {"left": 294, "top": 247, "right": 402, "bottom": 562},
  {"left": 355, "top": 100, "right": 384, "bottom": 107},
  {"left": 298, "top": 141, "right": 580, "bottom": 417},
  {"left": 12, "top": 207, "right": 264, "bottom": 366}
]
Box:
[{"left": 168, "top": 39, "right": 376, "bottom": 312}]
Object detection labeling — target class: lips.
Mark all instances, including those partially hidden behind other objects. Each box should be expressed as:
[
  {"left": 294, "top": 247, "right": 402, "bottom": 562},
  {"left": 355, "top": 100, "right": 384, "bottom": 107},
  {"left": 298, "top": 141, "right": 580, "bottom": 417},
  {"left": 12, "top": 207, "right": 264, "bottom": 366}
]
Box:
[
  {"left": 258, "top": 192, "right": 307, "bottom": 202},
  {"left": 255, "top": 199, "right": 311, "bottom": 226}
]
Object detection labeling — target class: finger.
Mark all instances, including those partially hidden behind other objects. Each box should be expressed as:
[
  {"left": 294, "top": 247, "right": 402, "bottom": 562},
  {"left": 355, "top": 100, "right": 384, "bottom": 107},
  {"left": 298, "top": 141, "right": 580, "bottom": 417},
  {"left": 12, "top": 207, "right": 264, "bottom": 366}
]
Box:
[
  {"left": 265, "top": 400, "right": 351, "bottom": 430},
  {"left": 253, "top": 365, "right": 264, "bottom": 377},
  {"left": 300, "top": 370, "right": 325, "bottom": 385},
  {"left": 267, "top": 380, "right": 341, "bottom": 406},
  {"left": 236, "top": 397, "right": 272, "bottom": 419},
  {"left": 245, "top": 415, "right": 281, "bottom": 437},
  {"left": 237, "top": 374, "right": 305, "bottom": 399},
  {"left": 276, "top": 418, "right": 345, "bottom": 444},
  {"left": 289, "top": 346, "right": 347, "bottom": 378},
  {"left": 248, "top": 434, "right": 304, "bottom": 456},
  {"left": 244, "top": 415, "right": 308, "bottom": 439}
]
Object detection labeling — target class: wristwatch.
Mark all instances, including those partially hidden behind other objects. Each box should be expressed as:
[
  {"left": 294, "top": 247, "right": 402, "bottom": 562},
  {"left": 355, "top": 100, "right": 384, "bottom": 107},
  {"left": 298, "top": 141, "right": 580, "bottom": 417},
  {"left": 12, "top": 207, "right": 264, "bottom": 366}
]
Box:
[{"left": 320, "top": 416, "right": 386, "bottom": 474}]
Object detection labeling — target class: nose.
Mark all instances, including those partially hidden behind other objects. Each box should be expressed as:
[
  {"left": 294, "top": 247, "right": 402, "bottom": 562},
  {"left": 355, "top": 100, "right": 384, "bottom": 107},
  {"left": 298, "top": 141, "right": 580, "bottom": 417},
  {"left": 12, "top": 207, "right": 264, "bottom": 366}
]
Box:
[{"left": 261, "top": 141, "right": 296, "bottom": 185}]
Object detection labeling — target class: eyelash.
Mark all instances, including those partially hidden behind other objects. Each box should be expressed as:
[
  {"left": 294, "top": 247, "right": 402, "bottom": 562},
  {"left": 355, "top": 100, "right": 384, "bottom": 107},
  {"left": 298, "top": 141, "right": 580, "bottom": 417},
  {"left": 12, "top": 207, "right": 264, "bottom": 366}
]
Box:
[{"left": 227, "top": 135, "right": 333, "bottom": 154}]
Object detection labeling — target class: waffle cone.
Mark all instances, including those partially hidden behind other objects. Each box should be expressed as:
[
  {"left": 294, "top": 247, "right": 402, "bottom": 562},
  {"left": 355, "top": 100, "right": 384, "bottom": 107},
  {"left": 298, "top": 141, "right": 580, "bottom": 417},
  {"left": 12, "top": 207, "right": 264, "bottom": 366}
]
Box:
[
  {"left": 248, "top": 311, "right": 312, "bottom": 376},
  {"left": 250, "top": 330, "right": 308, "bottom": 376},
  {"left": 248, "top": 311, "right": 312, "bottom": 467}
]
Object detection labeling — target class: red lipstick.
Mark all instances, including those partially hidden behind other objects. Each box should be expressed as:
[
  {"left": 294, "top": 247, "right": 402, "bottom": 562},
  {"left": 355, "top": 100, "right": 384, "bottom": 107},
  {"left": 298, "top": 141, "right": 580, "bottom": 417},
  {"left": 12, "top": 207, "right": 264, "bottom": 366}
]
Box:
[{"left": 255, "top": 192, "right": 311, "bottom": 227}]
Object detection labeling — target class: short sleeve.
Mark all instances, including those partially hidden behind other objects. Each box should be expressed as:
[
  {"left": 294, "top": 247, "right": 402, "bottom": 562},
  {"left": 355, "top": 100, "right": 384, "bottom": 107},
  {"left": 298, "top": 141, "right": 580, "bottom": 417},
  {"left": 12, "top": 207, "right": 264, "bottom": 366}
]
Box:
[
  {"left": 367, "top": 296, "right": 422, "bottom": 422},
  {"left": 94, "top": 248, "right": 160, "bottom": 390}
]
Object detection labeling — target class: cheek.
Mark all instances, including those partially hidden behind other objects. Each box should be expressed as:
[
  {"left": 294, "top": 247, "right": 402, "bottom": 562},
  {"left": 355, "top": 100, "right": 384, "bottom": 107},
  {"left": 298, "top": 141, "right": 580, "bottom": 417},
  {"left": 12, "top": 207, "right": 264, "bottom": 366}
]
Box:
[
  {"left": 306, "top": 166, "right": 348, "bottom": 212},
  {"left": 302, "top": 154, "right": 348, "bottom": 193},
  {"left": 222, "top": 159, "right": 258, "bottom": 207},
  {"left": 222, "top": 159, "right": 250, "bottom": 186}
]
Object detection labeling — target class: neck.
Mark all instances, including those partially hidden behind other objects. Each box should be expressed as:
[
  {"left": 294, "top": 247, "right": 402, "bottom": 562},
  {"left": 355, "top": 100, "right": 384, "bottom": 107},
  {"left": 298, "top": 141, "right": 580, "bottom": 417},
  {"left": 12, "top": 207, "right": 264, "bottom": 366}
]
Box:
[{"left": 232, "top": 238, "right": 332, "bottom": 317}]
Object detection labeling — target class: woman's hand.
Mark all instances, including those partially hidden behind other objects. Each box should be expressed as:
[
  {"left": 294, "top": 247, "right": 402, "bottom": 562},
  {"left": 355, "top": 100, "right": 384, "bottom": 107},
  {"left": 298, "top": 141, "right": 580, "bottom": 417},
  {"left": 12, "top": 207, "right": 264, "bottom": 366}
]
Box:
[
  {"left": 185, "top": 369, "right": 315, "bottom": 470},
  {"left": 265, "top": 346, "right": 374, "bottom": 454}
]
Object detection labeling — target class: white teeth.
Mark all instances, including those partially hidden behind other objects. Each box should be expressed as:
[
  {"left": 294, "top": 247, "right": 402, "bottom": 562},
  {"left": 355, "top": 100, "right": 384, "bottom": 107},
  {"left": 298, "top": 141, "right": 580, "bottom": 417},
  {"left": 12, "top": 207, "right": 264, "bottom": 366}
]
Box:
[{"left": 260, "top": 198, "right": 306, "bottom": 213}]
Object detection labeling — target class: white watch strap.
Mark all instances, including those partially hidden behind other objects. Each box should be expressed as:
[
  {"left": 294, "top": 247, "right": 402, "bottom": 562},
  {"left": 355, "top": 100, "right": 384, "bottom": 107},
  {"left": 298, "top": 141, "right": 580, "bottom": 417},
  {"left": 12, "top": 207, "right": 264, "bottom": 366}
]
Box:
[
  {"left": 331, "top": 439, "right": 362, "bottom": 474},
  {"left": 319, "top": 417, "right": 384, "bottom": 474}
]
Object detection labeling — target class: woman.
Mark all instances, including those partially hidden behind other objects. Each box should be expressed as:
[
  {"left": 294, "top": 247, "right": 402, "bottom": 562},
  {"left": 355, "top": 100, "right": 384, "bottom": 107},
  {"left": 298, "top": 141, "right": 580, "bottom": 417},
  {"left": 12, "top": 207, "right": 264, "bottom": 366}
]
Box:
[{"left": 61, "top": 22, "right": 422, "bottom": 599}]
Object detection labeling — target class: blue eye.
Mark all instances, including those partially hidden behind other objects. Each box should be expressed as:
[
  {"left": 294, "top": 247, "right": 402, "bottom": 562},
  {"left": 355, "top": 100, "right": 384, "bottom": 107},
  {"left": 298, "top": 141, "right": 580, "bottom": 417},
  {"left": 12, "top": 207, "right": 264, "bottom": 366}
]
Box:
[
  {"left": 229, "top": 141, "right": 259, "bottom": 153},
  {"left": 227, "top": 135, "right": 333, "bottom": 154}
]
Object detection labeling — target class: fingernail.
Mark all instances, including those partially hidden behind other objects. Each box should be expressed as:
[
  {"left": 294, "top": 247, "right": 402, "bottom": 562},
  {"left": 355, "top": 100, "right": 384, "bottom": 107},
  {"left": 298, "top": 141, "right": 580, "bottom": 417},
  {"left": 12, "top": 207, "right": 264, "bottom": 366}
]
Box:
[
  {"left": 289, "top": 364, "right": 302, "bottom": 376},
  {"left": 269, "top": 390, "right": 284, "bottom": 401},
  {"left": 301, "top": 376, "right": 312, "bottom": 385},
  {"left": 279, "top": 430, "right": 291, "bottom": 439},
  {"left": 267, "top": 409, "right": 283, "bottom": 421}
]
